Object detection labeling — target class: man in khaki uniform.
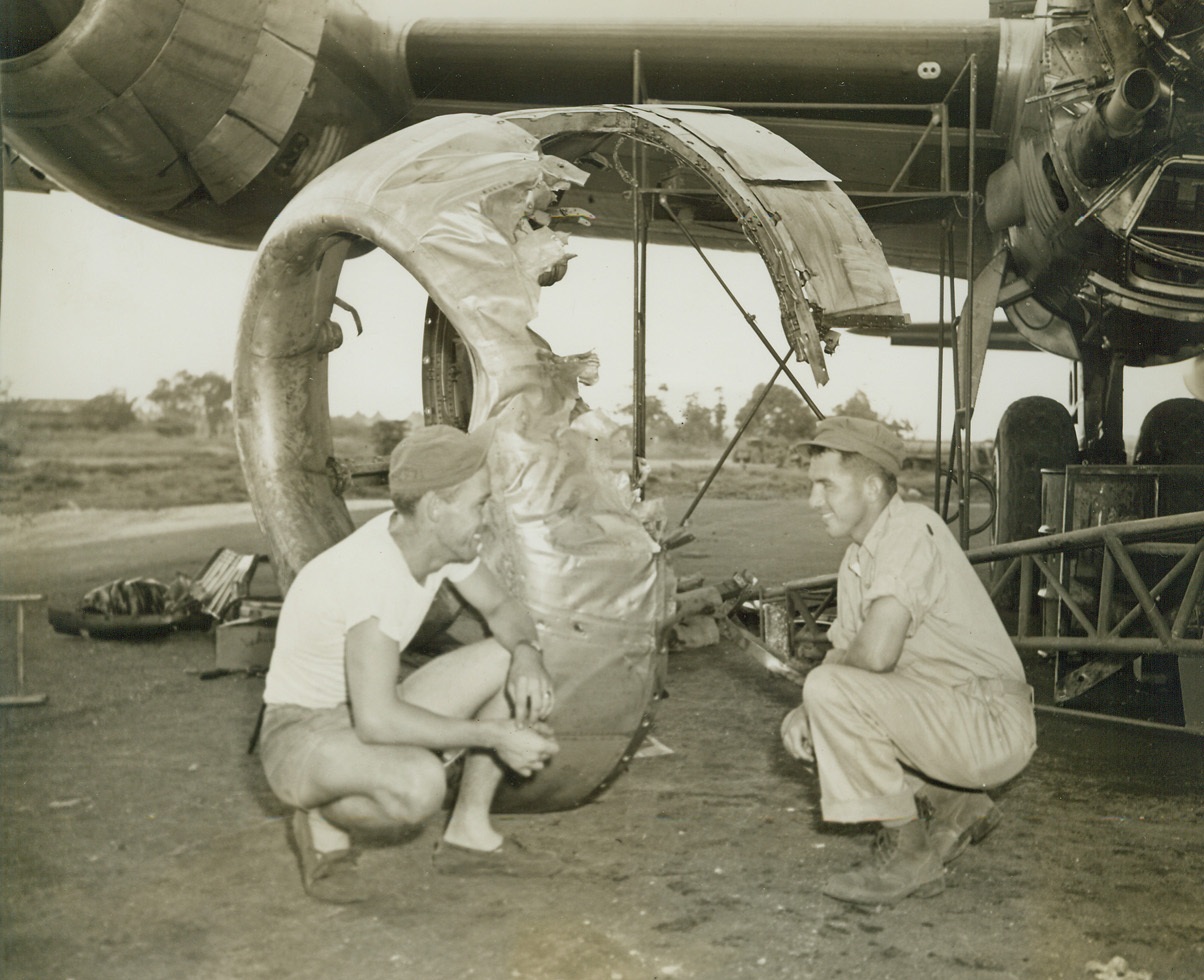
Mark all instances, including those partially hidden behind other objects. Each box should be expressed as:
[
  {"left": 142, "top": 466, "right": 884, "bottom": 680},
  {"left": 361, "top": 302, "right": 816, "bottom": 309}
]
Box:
[{"left": 781, "top": 417, "right": 1036, "bottom": 907}]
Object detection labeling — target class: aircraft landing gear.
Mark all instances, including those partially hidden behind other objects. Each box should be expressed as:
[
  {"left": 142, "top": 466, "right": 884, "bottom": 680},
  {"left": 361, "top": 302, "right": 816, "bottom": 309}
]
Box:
[
  {"left": 992, "top": 395, "right": 1078, "bottom": 548},
  {"left": 991, "top": 395, "right": 1078, "bottom": 605},
  {"left": 1078, "top": 346, "right": 1127, "bottom": 465},
  {"left": 1134, "top": 398, "right": 1204, "bottom": 466}
]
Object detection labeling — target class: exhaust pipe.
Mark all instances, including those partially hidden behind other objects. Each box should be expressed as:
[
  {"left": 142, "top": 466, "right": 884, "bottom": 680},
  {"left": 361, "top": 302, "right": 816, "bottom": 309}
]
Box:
[{"left": 1067, "top": 68, "right": 1160, "bottom": 185}]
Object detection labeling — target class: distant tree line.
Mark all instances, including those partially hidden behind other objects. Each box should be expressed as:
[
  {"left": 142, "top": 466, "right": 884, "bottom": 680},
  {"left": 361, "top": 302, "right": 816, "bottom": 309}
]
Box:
[
  {"left": 0, "top": 371, "right": 234, "bottom": 438},
  {"left": 0, "top": 371, "right": 912, "bottom": 453},
  {"left": 146, "top": 371, "right": 232, "bottom": 437},
  {"left": 626, "top": 383, "right": 911, "bottom": 452}
]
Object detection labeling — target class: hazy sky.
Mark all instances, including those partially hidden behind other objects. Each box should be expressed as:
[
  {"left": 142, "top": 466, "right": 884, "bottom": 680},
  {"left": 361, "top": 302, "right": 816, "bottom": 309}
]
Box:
[{"left": 0, "top": 0, "right": 1194, "bottom": 439}]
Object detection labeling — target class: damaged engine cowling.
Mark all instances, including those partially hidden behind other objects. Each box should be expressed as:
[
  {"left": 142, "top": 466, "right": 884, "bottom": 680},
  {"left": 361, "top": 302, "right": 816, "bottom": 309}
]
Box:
[
  {"left": 234, "top": 109, "right": 902, "bottom": 812},
  {"left": 234, "top": 115, "right": 668, "bottom": 812}
]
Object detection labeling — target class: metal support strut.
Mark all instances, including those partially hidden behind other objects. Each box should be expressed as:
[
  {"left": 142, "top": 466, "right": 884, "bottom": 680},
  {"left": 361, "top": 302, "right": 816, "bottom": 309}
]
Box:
[{"left": 1, "top": 594, "right": 48, "bottom": 707}]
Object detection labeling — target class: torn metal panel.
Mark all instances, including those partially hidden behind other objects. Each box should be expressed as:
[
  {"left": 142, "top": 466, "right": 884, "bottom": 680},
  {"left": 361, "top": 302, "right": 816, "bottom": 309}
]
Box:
[
  {"left": 505, "top": 104, "right": 904, "bottom": 384},
  {"left": 236, "top": 113, "right": 670, "bottom": 812},
  {"left": 639, "top": 108, "right": 901, "bottom": 324},
  {"left": 639, "top": 105, "right": 838, "bottom": 183},
  {"left": 754, "top": 183, "right": 905, "bottom": 328}
]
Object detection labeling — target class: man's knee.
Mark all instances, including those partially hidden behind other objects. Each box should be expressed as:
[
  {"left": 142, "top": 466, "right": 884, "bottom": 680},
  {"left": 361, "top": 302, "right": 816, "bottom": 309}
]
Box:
[
  {"left": 373, "top": 750, "right": 448, "bottom": 825},
  {"left": 803, "top": 663, "right": 853, "bottom": 715}
]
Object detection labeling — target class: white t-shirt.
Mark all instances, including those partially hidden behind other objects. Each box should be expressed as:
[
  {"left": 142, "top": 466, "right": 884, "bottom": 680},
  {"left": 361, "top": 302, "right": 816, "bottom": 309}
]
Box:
[{"left": 262, "top": 511, "right": 478, "bottom": 709}]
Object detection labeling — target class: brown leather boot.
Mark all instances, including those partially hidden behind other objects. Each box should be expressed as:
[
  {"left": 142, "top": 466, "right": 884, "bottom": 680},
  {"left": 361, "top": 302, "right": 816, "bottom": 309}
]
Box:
[
  {"left": 920, "top": 786, "right": 1002, "bottom": 864},
  {"left": 822, "top": 819, "right": 945, "bottom": 907}
]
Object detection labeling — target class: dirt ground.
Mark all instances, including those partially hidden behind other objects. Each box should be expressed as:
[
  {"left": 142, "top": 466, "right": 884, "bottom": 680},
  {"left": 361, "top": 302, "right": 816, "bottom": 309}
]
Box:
[{"left": 1, "top": 496, "right": 1201, "bottom": 980}]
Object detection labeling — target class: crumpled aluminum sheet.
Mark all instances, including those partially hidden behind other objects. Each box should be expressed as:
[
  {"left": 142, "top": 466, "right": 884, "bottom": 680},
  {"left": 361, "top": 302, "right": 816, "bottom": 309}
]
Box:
[
  {"left": 257, "top": 113, "right": 671, "bottom": 809},
  {"left": 338, "top": 116, "right": 672, "bottom": 620},
  {"left": 397, "top": 123, "right": 672, "bottom": 810}
]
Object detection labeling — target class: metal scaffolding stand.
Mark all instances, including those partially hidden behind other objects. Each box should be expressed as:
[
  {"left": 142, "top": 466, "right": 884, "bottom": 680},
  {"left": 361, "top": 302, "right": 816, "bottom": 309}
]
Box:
[
  {"left": 624, "top": 51, "right": 985, "bottom": 538},
  {"left": 750, "top": 509, "right": 1204, "bottom": 734}
]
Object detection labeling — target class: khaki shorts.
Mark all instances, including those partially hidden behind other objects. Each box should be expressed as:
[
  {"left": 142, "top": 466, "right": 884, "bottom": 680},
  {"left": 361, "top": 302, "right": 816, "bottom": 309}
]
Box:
[
  {"left": 259, "top": 702, "right": 354, "bottom": 809},
  {"left": 259, "top": 650, "right": 453, "bottom": 808}
]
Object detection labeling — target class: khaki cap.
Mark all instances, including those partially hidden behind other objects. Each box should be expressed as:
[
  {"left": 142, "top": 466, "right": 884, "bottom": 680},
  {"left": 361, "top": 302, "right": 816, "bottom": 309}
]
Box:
[
  {"left": 802, "top": 416, "right": 905, "bottom": 476},
  {"left": 388, "top": 423, "right": 494, "bottom": 496}
]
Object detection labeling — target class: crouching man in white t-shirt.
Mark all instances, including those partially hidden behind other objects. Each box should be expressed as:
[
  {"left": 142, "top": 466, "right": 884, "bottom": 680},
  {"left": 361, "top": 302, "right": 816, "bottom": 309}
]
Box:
[{"left": 259, "top": 423, "right": 560, "bottom": 903}]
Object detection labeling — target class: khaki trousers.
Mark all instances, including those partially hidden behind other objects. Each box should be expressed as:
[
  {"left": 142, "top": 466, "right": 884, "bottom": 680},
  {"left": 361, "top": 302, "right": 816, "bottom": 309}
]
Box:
[{"left": 802, "top": 663, "right": 1037, "bottom": 824}]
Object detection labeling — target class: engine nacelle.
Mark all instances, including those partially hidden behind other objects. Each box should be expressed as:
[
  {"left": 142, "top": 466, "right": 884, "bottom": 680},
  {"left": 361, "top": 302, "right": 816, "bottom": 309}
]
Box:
[
  {"left": 982, "top": 0, "right": 1204, "bottom": 368},
  {"left": 0, "top": 0, "right": 409, "bottom": 247}
]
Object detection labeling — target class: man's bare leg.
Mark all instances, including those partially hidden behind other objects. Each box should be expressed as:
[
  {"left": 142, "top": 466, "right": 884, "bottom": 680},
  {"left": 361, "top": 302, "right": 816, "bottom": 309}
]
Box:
[
  {"left": 399, "top": 640, "right": 562, "bottom": 874},
  {"left": 397, "top": 639, "right": 513, "bottom": 851},
  {"left": 441, "top": 686, "right": 511, "bottom": 851},
  {"left": 284, "top": 738, "right": 449, "bottom": 904}
]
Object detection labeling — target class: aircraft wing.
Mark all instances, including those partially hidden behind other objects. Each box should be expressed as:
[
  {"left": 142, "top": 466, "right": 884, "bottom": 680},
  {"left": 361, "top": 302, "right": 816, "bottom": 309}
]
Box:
[
  {"left": 3, "top": 1, "right": 1202, "bottom": 371},
  {"left": 0, "top": 4, "right": 1021, "bottom": 275}
]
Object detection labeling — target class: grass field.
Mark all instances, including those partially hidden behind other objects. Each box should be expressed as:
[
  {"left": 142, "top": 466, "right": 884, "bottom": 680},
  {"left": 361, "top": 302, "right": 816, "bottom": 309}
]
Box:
[
  {"left": 0, "top": 421, "right": 948, "bottom": 515},
  {"left": 0, "top": 427, "right": 248, "bottom": 513}
]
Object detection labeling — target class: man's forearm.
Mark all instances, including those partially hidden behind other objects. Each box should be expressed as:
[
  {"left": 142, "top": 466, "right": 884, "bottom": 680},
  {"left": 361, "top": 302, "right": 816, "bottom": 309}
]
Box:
[
  {"left": 486, "top": 601, "right": 541, "bottom": 659},
  {"left": 827, "top": 596, "right": 910, "bottom": 672}
]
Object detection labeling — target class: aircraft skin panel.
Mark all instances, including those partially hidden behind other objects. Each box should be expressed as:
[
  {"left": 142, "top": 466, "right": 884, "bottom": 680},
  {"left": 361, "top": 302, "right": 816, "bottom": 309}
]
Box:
[
  {"left": 49, "top": 0, "right": 183, "bottom": 99},
  {"left": 756, "top": 183, "right": 904, "bottom": 324},
  {"left": 5, "top": 0, "right": 184, "bottom": 103},
  {"left": 642, "top": 107, "right": 838, "bottom": 184},
  {"left": 263, "top": 0, "right": 327, "bottom": 55},
  {"left": 129, "top": 3, "right": 266, "bottom": 149},
  {"left": 188, "top": 113, "right": 280, "bottom": 205},
  {"left": 0, "top": 145, "right": 58, "bottom": 192},
  {"left": 749, "top": 116, "right": 1008, "bottom": 182},
  {"left": 6, "top": 92, "right": 200, "bottom": 211},
  {"left": 1, "top": 27, "right": 119, "bottom": 119},
  {"left": 0, "top": 0, "right": 326, "bottom": 217},
  {"left": 225, "top": 29, "right": 315, "bottom": 145}
]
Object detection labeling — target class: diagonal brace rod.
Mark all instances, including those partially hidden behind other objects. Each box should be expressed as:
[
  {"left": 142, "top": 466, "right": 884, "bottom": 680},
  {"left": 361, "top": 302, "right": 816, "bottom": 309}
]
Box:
[
  {"left": 1032, "top": 553, "right": 1098, "bottom": 637},
  {"left": 888, "top": 107, "right": 943, "bottom": 193},
  {"left": 678, "top": 355, "right": 787, "bottom": 527},
  {"left": 1105, "top": 533, "right": 1172, "bottom": 644},
  {"left": 988, "top": 556, "right": 1020, "bottom": 602},
  {"left": 1107, "top": 539, "right": 1204, "bottom": 639},
  {"left": 657, "top": 195, "right": 824, "bottom": 419},
  {"left": 1172, "top": 553, "right": 1204, "bottom": 639}
]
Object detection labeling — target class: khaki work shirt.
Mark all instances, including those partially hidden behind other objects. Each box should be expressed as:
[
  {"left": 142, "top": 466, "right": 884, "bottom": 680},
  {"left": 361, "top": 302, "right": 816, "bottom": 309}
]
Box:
[{"left": 826, "top": 494, "right": 1025, "bottom": 689}]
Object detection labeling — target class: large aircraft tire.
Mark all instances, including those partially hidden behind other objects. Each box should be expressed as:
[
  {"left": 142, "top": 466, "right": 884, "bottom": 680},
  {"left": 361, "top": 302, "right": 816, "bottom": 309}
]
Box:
[
  {"left": 992, "top": 396, "right": 1078, "bottom": 606},
  {"left": 1133, "top": 398, "right": 1204, "bottom": 465},
  {"left": 1131, "top": 398, "right": 1204, "bottom": 689}
]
